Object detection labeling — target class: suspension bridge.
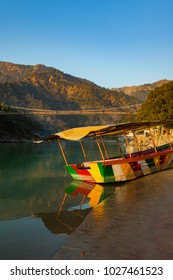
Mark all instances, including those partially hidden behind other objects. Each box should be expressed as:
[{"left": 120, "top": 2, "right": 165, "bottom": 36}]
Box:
[{"left": 0, "top": 104, "right": 142, "bottom": 116}]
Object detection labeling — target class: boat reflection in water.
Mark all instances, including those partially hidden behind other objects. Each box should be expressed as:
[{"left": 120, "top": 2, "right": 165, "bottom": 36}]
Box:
[{"left": 38, "top": 180, "right": 116, "bottom": 234}]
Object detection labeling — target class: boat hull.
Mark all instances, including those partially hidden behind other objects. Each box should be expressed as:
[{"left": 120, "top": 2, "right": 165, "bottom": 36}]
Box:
[{"left": 65, "top": 149, "right": 173, "bottom": 183}]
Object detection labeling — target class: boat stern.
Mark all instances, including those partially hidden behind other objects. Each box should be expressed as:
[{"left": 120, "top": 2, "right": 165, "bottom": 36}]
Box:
[{"left": 65, "top": 162, "right": 116, "bottom": 183}]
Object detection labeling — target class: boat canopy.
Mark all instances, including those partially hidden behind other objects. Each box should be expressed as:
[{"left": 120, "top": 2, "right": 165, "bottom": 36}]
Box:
[{"left": 35, "top": 120, "right": 173, "bottom": 142}]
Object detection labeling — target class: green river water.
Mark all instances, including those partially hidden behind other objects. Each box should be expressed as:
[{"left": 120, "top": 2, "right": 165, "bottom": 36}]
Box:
[{"left": 0, "top": 141, "right": 117, "bottom": 259}]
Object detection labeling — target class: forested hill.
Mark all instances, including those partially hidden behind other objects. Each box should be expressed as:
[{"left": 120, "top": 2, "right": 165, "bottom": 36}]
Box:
[
  {"left": 1, "top": 61, "right": 171, "bottom": 141},
  {"left": 137, "top": 81, "right": 173, "bottom": 121},
  {"left": 112, "top": 79, "right": 172, "bottom": 102},
  {"left": 0, "top": 62, "right": 137, "bottom": 110}
]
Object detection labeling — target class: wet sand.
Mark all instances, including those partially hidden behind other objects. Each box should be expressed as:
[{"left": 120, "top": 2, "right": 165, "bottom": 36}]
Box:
[{"left": 53, "top": 170, "right": 173, "bottom": 260}]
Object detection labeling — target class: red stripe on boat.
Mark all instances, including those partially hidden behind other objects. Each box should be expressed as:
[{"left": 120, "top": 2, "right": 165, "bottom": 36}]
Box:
[{"left": 71, "top": 165, "right": 95, "bottom": 181}]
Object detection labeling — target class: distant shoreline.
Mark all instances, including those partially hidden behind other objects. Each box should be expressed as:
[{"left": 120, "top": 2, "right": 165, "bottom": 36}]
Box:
[{"left": 0, "top": 138, "right": 35, "bottom": 143}]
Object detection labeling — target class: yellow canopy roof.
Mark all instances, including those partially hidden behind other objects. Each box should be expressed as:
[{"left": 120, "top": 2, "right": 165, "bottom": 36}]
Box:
[
  {"left": 42, "top": 125, "right": 109, "bottom": 141},
  {"left": 35, "top": 120, "right": 173, "bottom": 142}
]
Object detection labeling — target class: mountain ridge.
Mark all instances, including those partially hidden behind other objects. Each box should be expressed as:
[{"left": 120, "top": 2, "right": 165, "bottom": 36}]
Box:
[
  {"left": 0, "top": 61, "right": 137, "bottom": 140},
  {"left": 112, "top": 79, "right": 172, "bottom": 102},
  {"left": 0, "top": 61, "right": 172, "bottom": 141},
  {"left": 0, "top": 61, "right": 137, "bottom": 111}
]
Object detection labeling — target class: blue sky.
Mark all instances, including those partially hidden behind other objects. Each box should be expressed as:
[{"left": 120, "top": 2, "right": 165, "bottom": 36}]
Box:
[{"left": 0, "top": 0, "right": 173, "bottom": 88}]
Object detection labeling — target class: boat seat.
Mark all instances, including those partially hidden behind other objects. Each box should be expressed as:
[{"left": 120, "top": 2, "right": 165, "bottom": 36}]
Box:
[
  {"left": 83, "top": 162, "right": 90, "bottom": 168},
  {"left": 76, "top": 162, "right": 90, "bottom": 169}
]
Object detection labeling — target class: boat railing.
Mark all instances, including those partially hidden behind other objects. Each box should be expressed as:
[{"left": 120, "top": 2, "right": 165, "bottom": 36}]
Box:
[{"left": 74, "top": 141, "right": 173, "bottom": 169}]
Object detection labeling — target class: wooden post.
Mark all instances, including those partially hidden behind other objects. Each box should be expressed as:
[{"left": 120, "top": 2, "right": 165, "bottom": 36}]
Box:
[
  {"left": 99, "top": 134, "right": 109, "bottom": 159},
  {"left": 95, "top": 133, "right": 105, "bottom": 160},
  {"left": 124, "top": 130, "right": 132, "bottom": 157},
  {"left": 58, "top": 138, "right": 68, "bottom": 165},
  {"left": 149, "top": 128, "right": 157, "bottom": 152},
  {"left": 164, "top": 126, "right": 173, "bottom": 149},
  {"left": 115, "top": 135, "right": 125, "bottom": 158},
  {"left": 80, "top": 140, "right": 88, "bottom": 161},
  {"left": 132, "top": 130, "right": 140, "bottom": 152}
]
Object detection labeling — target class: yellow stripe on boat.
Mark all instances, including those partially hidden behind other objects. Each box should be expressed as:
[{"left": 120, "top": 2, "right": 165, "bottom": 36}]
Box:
[
  {"left": 88, "top": 162, "right": 104, "bottom": 183},
  {"left": 121, "top": 163, "right": 136, "bottom": 180}
]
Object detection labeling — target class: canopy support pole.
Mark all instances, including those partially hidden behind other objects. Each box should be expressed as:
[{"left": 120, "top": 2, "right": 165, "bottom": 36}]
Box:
[
  {"left": 132, "top": 130, "right": 140, "bottom": 152},
  {"left": 100, "top": 134, "right": 109, "bottom": 159},
  {"left": 58, "top": 139, "right": 68, "bottom": 165},
  {"left": 149, "top": 128, "right": 157, "bottom": 152},
  {"left": 124, "top": 130, "right": 132, "bottom": 157},
  {"left": 164, "top": 126, "right": 173, "bottom": 149},
  {"left": 115, "top": 135, "right": 125, "bottom": 158},
  {"left": 80, "top": 140, "right": 88, "bottom": 161},
  {"left": 95, "top": 134, "right": 105, "bottom": 160}
]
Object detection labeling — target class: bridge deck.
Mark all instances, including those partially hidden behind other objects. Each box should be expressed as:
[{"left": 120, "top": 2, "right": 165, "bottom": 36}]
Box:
[{"left": 0, "top": 110, "right": 137, "bottom": 116}]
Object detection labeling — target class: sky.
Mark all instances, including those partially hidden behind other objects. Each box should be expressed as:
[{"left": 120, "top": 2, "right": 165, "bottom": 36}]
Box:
[{"left": 0, "top": 0, "right": 173, "bottom": 88}]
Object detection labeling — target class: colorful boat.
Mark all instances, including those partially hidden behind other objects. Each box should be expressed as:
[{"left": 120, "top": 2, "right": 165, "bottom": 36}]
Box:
[{"left": 36, "top": 121, "right": 173, "bottom": 183}]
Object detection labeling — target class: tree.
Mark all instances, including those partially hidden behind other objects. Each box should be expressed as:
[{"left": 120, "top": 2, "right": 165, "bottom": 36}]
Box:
[{"left": 137, "top": 81, "right": 173, "bottom": 121}]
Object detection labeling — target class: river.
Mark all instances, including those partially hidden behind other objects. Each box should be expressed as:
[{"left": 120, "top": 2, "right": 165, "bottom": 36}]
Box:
[
  {"left": 0, "top": 142, "right": 173, "bottom": 260},
  {"left": 0, "top": 141, "right": 119, "bottom": 260}
]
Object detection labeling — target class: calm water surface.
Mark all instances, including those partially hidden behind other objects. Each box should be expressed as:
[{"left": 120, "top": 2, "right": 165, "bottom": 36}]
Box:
[
  {"left": 0, "top": 141, "right": 118, "bottom": 260},
  {"left": 1, "top": 141, "right": 172, "bottom": 260}
]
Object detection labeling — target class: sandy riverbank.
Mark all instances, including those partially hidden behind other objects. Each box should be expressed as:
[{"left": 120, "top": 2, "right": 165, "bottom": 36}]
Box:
[{"left": 53, "top": 170, "right": 173, "bottom": 260}]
